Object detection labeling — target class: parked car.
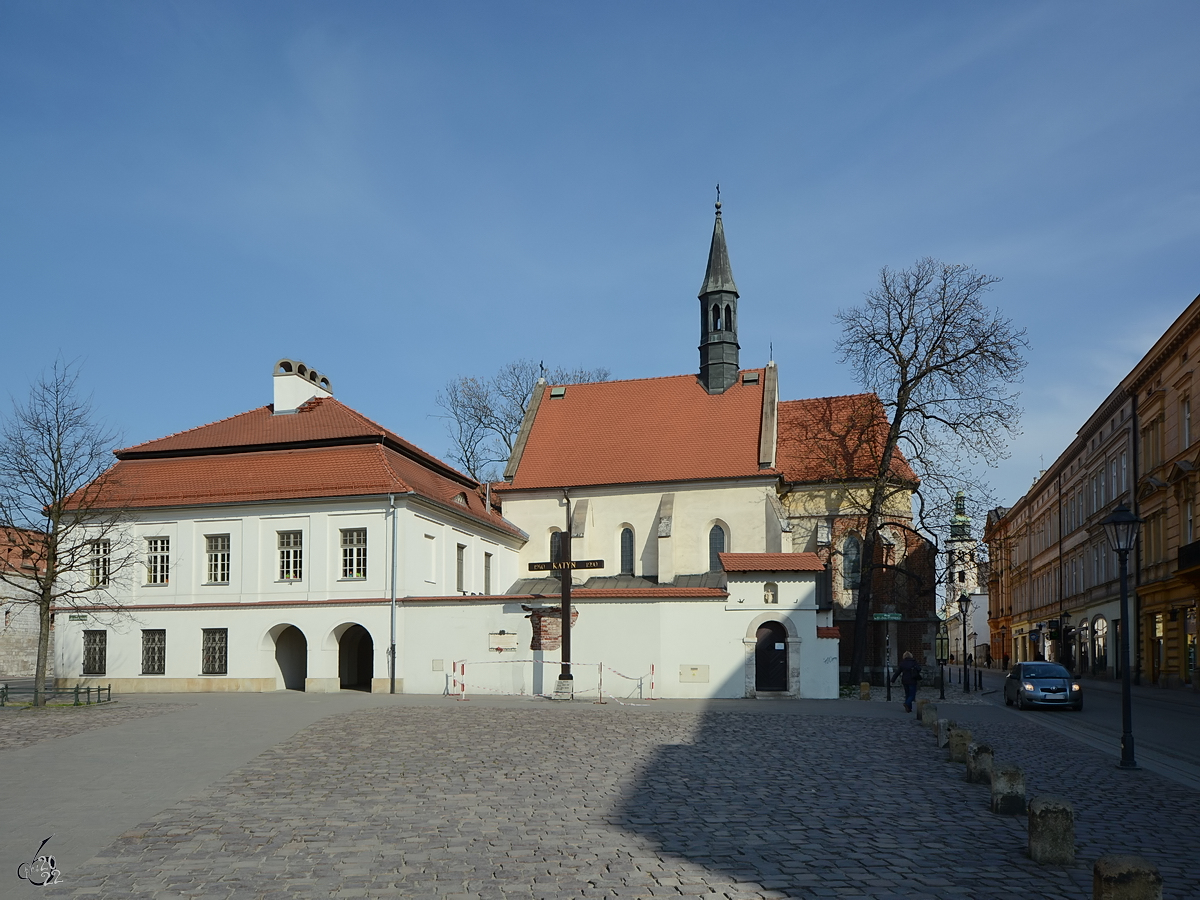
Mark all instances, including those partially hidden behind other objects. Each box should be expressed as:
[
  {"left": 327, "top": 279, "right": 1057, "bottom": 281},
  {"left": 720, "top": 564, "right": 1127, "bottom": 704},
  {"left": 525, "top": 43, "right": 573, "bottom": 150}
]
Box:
[{"left": 1003, "top": 662, "right": 1082, "bottom": 711}]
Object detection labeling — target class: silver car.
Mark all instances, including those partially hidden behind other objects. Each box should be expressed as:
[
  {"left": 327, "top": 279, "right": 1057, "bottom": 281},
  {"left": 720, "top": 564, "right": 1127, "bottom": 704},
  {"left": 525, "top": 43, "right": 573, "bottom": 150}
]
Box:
[{"left": 1003, "top": 662, "right": 1083, "bottom": 711}]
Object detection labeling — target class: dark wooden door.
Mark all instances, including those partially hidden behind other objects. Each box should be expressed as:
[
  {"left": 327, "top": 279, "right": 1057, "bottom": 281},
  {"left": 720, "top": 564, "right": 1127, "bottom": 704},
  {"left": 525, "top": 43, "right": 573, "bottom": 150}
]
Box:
[{"left": 755, "top": 622, "right": 788, "bottom": 692}]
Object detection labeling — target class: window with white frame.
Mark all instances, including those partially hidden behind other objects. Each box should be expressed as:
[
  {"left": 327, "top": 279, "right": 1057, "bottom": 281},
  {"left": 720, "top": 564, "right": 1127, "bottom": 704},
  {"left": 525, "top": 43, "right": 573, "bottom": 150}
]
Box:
[
  {"left": 341, "top": 528, "right": 367, "bottom": 579},
  {"left": 83, "top": 630, "right": 106, "bottom": 675},
  {"left": 146, "top": 537, "right": 170, "bottom": 585},
  {"left": 202, "top": 628, "right": 228, "bottom": 675},
  {"left": 142, "top": 629, "right": 165, "bottom": 675},
  {"left": 278, "top": 531, "right": 302, "bottom": 581},
  {"left": 89, "top": 539, "right": 110, "bottom": 587},
  {"left": 206, "top": 534, "right": 230, "bottom": 584}
]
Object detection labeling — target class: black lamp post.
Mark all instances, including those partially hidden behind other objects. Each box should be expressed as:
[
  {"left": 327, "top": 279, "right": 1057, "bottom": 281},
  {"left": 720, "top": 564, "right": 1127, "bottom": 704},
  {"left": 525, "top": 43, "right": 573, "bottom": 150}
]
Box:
[
  {"left": 1100, "top": 504, "right": 1142, "bottom": 770},
  {"left": 935, "top": 621, "right": 949, "bottom": 700},
  {"left": 957, "top": 592, "right": 971, "bottom": 693}
]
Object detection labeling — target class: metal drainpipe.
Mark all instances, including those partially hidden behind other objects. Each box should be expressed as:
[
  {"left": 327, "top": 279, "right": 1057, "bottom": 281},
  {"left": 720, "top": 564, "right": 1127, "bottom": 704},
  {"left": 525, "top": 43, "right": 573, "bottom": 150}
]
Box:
[{"left": 390, "top": 493, "right": 398, "bottom": 694}]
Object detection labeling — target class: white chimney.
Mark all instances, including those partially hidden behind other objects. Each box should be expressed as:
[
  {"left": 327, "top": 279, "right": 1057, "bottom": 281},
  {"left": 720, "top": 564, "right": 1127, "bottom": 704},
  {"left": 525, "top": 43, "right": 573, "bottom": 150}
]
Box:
[{"left": 273, "top": 359, "right": 333, "bottom": 414}]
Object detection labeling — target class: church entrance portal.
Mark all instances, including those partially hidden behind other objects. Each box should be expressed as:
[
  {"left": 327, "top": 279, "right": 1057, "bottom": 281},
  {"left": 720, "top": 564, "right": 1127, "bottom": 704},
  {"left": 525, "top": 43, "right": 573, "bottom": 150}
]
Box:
[
  {"left": 274, "top": 625, "right": 307, "bottom": 691},
  {"left": 755, "top": 622, "right": 788, "bottom": 692},
  {"left": 338, "top": 624, "right": 374, "bottom": 691}
]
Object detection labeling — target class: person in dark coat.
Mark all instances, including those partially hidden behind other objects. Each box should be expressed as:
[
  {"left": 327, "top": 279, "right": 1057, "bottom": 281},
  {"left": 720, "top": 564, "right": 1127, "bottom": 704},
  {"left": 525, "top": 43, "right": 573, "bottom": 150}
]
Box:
[{"left": 892, "top": 650, "right": 921, "bottom": 712}]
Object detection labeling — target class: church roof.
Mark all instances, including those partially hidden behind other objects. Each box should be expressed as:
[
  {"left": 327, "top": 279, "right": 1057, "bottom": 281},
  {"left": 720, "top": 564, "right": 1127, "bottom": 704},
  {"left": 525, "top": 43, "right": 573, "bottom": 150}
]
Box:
[
  {"left": 775, "top": 393, "right": 919, "bottom": 486},
  {"left": 79, "top": 399, "right": 519, "bottom": 536},
  {"left": 502, "top": 370, "right": 773, "bottom": 490}
]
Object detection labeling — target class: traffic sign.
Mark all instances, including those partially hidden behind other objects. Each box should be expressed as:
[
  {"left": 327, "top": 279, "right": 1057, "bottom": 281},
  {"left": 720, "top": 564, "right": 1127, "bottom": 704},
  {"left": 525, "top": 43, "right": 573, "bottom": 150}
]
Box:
[
  {"left": 873, "top": 612, "right": 903, "bottom": 621},
  {"left": 528, "top": 559, "right": 605, "bottom": 572}
]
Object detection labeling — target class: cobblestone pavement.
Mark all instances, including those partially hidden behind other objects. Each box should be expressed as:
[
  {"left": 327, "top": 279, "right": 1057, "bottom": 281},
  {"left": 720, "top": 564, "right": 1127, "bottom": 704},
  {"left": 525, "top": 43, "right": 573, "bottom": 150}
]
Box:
[
  {"left": 0, "top": 701, "right": 191, "bottom": 751},
  {"left": 33, "top": 699, "right": 1198, "bottom": 900}
]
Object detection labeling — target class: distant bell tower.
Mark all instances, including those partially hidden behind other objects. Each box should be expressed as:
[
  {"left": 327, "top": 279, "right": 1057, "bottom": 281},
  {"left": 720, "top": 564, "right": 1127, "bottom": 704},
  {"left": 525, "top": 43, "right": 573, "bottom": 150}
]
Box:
[{"left": 698, "top": 197, "right": 740, "bottom": 394}]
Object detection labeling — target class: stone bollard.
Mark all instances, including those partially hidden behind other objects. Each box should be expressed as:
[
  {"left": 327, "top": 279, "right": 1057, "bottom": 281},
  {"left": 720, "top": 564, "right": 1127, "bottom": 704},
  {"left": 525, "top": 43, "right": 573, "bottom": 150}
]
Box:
[
  {"left": 1093, "top": 855, "right": 1162, "bottom": 900},
  {"left": 915, "top": 698, "right": 929, "bottom": 719},
  {"left": 990, "top": 763, "right": 1026, "bottom": 815},
  {"left": 936, "top": 718, "right": 955, "bottom": 748},
  {"left": 859, "top": 681, "right": 871, "bottom": 701},
  {"left": 948, "top": 728, "right": 971, "bottom": 763},
  {"left": 966, "top": 742, "right": 994, "bottom": 784},
  {"left": 920, "top": 703, "right": 938, "bottom": 728},
  {"left": 1028, "top": 796, "right": 1074, "bottom": 864}
]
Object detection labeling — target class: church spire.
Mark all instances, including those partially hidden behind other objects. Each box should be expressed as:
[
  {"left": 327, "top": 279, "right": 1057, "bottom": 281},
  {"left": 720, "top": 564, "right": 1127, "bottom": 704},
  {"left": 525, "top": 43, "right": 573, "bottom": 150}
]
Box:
[{"left": 698, "top": 194, "right": 741, "bottom": 394}]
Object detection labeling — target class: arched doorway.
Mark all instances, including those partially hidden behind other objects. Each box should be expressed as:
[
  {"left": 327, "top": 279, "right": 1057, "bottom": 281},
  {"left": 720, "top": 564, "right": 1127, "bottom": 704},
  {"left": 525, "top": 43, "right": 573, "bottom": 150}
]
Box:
[
  {"left": 755, "top": 621, "right": 788, "bottom": 692},
  {"left": 274, "top": 625, "right": 307, "bottom": 691},
  {"left": 338, "top": 624, "right": 374, "bottom": 690}
]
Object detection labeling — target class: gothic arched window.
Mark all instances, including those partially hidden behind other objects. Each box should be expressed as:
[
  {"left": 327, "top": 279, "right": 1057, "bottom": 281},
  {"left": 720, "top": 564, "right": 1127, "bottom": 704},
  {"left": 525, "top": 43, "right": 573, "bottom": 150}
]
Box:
[
  {"left": 843, "top": 535, "right": 862, "bottom": 590},
  {"left": 550, "top": 530, "right": 562, "bottom": 565},
  {"left": 712, "top": 304, "right": 721, "bottom": 332},
  {"left": 620, "top": 527, "right": 635, "bottom": 575},
  {"left": 709, "top": 525, "right": 726, "bottom": 572},
  {"left": 724, "top": 304, "right": 733, "bottom": 333}
]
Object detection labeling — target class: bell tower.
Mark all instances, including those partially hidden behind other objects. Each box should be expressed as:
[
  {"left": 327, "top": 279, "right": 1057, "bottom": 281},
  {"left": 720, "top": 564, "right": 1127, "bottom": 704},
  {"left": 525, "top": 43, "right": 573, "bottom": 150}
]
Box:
[{"left": 698, "top": 199, "right": 740, "bottom": 394}]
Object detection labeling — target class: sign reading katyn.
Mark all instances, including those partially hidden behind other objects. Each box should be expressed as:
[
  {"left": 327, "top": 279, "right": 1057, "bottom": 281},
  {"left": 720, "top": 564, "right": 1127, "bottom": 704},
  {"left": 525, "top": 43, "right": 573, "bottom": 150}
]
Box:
[{"left": 528, "top": 559, "right": 604, "bottom": 572}]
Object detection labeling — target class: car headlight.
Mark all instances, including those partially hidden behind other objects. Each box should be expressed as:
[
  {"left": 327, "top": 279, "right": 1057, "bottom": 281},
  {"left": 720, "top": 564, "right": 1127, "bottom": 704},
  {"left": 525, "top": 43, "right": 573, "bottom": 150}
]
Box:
[
  {"left": 1023, "top": 682, "right": 1035, "bottom": 691},
  {"left": 1071, "top": 683, "right": 1081, "bottom": 692}
]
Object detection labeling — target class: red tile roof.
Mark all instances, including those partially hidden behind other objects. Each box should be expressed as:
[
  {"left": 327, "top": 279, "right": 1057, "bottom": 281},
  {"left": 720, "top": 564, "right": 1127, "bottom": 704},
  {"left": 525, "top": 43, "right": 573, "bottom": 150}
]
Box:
[
  {"left": 504, "top": 371, "right": 772, "bottom": 490},
  {"left": 776, "top": 393, "right": 918, "bottom": 485},
  {"left": 81, "top": 399, "right": 520, "bottom": 536},
  {"left": 118, "top": 397, "right": 465, "bottom": 480},
  {"left": 719, "top": 552, "right": 825, "bottom": 572}
]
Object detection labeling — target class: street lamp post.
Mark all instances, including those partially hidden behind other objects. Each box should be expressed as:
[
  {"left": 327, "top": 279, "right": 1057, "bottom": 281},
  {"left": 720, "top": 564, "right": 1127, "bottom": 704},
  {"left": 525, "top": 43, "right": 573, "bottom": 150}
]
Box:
[
  {"left": 957, "top": 592, "right": 971, "bottom": 694},
  {"left": 1101, "top": 504, "right": 1142, "bottom": 770},
  {"left": 935, "top": 622, "right": 949, "bottom": 700}
]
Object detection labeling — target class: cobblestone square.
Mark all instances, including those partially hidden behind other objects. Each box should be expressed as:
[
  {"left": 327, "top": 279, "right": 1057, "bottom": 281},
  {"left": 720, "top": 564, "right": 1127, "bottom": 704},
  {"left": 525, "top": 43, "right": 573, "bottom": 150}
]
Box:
[{"left": 10, "top": 697, "right": 1195, "bottom": 899}]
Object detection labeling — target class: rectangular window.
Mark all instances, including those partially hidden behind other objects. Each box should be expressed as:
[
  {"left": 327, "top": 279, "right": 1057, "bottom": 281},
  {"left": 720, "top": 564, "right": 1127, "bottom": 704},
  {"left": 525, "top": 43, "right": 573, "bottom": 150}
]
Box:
[
  {"left": 1091, "top": 476, "right": 1098, "bottom": 513},
  {"left": 1121, "top": 452, "right": 1128, "bottom": 493},
  {"left": 1189, "top": 501, "right": 1195, "bottom": 545},
  {"left": 206, "top": 534, "right": 230, "bottom": 584},
  {"left": 484, "top": 552, "right": 493, "bottom": 595},
  {"left": 141, "top": 629, "right": 165, "bottom": 675},
  {"left": 89, "top": 539, "right": 111, "bottom": 587},
  {"left": 82, "top": 630, "right": 107, "bottom": 675},
  {"left": 1111, "top": 460, "right": 1118, "bottom": 500},
  {"left": 1185, "top": 398, "right": 1192, "bottom": 449},
  {"left": 341, "top": 528, "right": 367, "bottom": 579},
  {"left": 456, "top": 544, "right": 466, "bottom": 592},
  {"left": 146, "top": 537, "right": 170, "bottom": 585},
  {"left": 202, "top": 628, "right": 228, "bottom": 675},
  {"left": 278, "top": 531, "right": 303, "bottom": 581},
  {"left": 425, "top": 534, "right": 436, "bottom": 583}
]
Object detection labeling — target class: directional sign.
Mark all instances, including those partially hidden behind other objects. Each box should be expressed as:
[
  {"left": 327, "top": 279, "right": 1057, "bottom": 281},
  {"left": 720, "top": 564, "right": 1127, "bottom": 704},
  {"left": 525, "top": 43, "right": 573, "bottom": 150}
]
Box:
[
  {"left": 528, "top": 559, "right": 605, "bottom": 572},
  {"left": 873, "top": 612, "right": 903, "bottom": 621}
]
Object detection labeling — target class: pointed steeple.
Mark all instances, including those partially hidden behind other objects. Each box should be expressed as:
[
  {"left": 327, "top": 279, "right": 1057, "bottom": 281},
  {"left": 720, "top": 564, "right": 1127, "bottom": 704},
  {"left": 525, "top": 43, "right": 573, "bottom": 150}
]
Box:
[
  {"left": 699, "top": 202, "right": 739, "bottom": 296},
  {"left": 697, "top": 198, "right": 741, "bottom": 394}
]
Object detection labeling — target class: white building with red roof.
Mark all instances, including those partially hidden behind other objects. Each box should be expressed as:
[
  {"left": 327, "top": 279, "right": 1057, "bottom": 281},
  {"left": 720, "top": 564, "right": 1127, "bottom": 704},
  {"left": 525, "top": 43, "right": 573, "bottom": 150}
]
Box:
[{"left": 54, "top": 360, "right": 528, "bottom": 694}]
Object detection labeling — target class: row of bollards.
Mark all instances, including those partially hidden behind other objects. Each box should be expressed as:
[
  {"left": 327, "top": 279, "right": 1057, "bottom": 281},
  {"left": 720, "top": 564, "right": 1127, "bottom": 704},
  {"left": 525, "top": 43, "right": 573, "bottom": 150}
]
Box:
[{"left": 913, "top": 699, "right": 1163, "bottom": 900}]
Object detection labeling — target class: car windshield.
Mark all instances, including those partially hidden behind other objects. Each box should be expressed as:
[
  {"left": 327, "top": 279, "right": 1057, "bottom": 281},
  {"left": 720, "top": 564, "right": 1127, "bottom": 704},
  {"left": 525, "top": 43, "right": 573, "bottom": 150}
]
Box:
[{"left": 1024, "top": 664, "right": 1070, "bottom": 679}]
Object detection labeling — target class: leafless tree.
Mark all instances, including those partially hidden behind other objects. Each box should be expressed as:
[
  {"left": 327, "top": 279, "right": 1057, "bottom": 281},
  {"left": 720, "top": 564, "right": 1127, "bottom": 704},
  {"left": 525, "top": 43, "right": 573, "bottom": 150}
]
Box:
[
  {"left": 0, "top": 362, "right": 135, "bottom": 706},
  {"left": 437, "top": 359, "right": 610, "bottom": 481},
  {"left": 834, "top": 258, "right": 1027, "bottom": 684}
]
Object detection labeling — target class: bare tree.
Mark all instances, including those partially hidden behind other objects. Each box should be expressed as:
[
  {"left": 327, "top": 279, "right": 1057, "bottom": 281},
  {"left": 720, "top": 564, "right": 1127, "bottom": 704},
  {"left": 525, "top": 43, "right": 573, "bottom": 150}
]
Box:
[
  {"left": 834, "top": 258, "right": 1027, "bottom": 684},
  {"left": 437, "top": 359, "right": 611, "bottom": 481},
  {"left": 0, "top": 362, "right": 135, "bottom": 706}
]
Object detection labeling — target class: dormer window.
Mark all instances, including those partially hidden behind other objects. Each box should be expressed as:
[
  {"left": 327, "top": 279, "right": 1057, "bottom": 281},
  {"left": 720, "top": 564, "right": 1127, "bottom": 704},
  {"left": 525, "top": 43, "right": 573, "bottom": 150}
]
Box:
[{"left": 453, "top": 492, "right": 469, "bottom": 506}]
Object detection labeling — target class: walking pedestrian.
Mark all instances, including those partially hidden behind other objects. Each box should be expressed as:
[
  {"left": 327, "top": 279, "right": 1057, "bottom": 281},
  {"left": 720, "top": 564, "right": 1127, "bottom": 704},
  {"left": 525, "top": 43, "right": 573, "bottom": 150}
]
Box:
[{"left": 891, "top": 650, "right": 921, "bottom": 712}]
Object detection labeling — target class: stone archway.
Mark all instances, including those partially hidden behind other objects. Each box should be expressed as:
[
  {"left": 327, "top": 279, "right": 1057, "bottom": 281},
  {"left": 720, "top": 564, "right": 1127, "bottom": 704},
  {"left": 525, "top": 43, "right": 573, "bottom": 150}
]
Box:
[
  {"left": 273, "top": 625, "right": 308, "bottom": 691},
  {"left": 338, "top": 624, "right": 374, "bottom": 691}
]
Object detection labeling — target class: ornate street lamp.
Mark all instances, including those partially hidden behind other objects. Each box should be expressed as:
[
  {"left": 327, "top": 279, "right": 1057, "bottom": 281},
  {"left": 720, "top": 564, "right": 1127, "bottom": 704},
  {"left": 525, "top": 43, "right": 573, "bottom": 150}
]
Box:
[
  {"left": 935, "top": 621, "right": 949, "bottom": 700},
  {"left": 957, "top": 592, "right": 971, "bottom": 693},
  {"left": 1101, "top": 503, "right": 1142, "bottom": 770}
]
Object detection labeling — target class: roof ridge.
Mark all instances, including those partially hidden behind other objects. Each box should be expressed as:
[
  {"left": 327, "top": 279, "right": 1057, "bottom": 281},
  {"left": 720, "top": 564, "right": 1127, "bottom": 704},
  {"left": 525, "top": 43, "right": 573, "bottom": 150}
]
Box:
[
  {"left": 778, "top": 392, "right": 879, "bottom": 406},
  {"left": 118, "top": 405, "right": 273, "bottom": 453},
  {"left": 374, "top": 443, "right": 414, "bottom": 493},
  {"left": 337, "top": 401, "right": 478, "bottom": 484},
  {"left": 545, "top": 368, "right": 764, "bottom": 389}
]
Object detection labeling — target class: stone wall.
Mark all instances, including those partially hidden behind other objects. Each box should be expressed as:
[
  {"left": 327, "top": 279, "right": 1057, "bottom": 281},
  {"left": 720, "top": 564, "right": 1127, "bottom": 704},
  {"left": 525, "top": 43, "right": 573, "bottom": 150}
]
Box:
[{"left": 0, "top": 601, "right": 47, "bottom": 677}]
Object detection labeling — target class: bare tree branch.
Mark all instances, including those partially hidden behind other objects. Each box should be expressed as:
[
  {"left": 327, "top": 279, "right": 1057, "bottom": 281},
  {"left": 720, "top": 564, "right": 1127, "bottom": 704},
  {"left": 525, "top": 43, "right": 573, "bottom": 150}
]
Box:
[
  {"left": 437, "top": 359, "right": 610, "bottom": 481},
  {"left": 833, "top": 258, "right": 1028, "bottom": 684}
]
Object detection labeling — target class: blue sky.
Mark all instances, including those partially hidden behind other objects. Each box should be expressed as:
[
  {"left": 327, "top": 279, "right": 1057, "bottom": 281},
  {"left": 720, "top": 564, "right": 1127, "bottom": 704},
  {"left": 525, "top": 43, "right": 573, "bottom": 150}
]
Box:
[{"left": 3, "top": 2, "right": 1198, "bottom": 512}]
